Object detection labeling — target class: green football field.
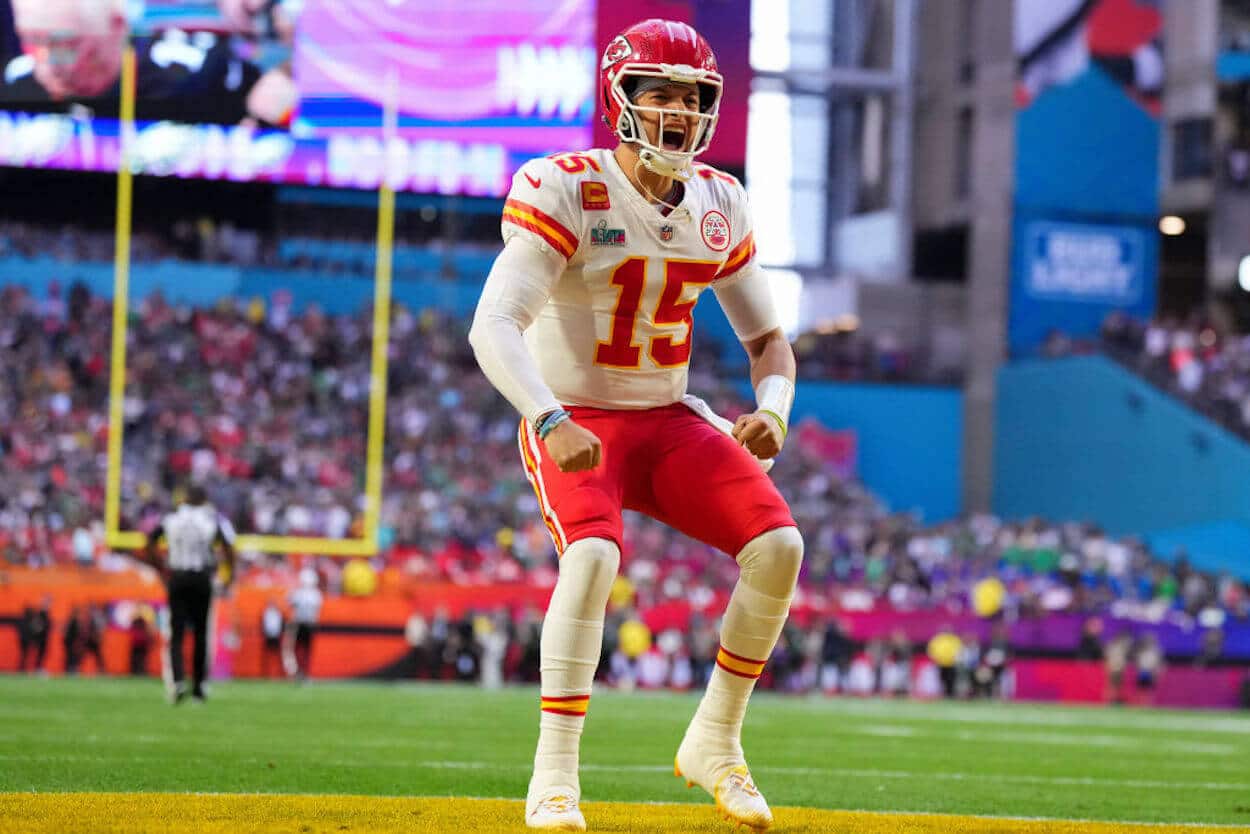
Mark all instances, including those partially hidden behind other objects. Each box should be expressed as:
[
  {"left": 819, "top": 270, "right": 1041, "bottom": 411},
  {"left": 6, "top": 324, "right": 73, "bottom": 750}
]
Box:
[{"left": 2, "top": 676, "right": 1249, "bottom": 830}]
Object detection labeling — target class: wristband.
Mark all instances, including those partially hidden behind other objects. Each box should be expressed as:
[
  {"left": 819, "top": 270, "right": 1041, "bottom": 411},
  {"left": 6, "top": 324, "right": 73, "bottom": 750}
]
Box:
[
  {"left": 536, "top": 408, "right": 572, "bottom": 440},
  {"left": 755, "top": 375, "right": 794, "bottom": 435},
  {"left": 758, "top": 409, "right": 788, "bottom": 439}
]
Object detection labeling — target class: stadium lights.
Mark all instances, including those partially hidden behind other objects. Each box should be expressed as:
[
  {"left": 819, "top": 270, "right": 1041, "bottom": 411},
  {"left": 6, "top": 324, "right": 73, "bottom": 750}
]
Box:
[
  {"left": 834, "top": 313, "right": 860, "bottom": 332},
  {"left": 1239, "top": 255, "right": 1250, "bottom": 292},
  {"left": 1158, "top": 215, "right": 1186, "bottom": 236}
]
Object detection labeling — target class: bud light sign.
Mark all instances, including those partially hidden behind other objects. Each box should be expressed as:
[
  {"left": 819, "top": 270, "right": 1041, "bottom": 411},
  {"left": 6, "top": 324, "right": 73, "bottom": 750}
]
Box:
[
  {"left": 1009, "top": 216, "right": 1157, "bottom": 355},
  {"left": 1026, "top": 221, "right": 1144, "bottom": 305}
]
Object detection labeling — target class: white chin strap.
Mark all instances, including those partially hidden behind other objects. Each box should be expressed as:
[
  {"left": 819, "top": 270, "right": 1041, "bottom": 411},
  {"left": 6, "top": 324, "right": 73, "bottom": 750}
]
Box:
[
  {"left": 638, "top": 147, "right": 694, "bottom": 181},
  {"left": 618, "top": 98, "right": 714, "bottom": 182}
]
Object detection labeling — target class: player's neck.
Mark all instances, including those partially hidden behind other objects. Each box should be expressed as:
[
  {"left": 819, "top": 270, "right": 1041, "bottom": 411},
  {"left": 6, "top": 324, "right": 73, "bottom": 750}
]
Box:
[{"left": 613, "top": 145, "right": 677, "bottom": 207}]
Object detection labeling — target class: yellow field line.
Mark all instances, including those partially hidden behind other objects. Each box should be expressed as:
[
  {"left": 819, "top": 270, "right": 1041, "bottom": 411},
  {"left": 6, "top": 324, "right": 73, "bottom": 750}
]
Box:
[{"left": 0, "top": 794, "right": 1243, "bottom": 834}]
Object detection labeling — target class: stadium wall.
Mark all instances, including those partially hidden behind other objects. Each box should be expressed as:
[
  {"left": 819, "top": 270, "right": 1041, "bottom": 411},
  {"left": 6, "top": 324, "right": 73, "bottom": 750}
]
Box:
[
  {"left": 742, "top": 381, "right": 964, "bottom": 524},
  {"left": 994, "top": 356, "right": 1250, "bottom": 575},
  {"left": 0, "top": 257, "right": 484, "bottom": 319},
  {"left": 2, "top": 256, "right": 747, "bottom": 352}
]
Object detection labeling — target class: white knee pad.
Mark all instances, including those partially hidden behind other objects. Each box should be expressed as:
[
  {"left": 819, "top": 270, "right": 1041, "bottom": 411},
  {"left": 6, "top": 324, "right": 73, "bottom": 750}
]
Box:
[
  {"left": 735, "top": 526, "right": 803, "bottom": 599},
  {"left": 548, "top": 537, "right": 620, "bottom": 618},
  {"left": 540, "top": 537, "right": 620, "bottom": 693}
]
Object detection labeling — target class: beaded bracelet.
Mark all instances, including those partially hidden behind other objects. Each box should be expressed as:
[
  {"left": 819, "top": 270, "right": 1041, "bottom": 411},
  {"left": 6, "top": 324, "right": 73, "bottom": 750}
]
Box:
[{"left": 536, "top": 409, "right": 572, "bottom": 440}]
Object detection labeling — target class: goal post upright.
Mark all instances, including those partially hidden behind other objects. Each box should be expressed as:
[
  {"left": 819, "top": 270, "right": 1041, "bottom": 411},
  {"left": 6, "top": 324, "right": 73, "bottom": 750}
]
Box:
[
  {"left": 105, "top": 47, "right": 139, "bottom": 551},
  {"left": 361, "top": 68, "right": 399, "bottom": 551}
]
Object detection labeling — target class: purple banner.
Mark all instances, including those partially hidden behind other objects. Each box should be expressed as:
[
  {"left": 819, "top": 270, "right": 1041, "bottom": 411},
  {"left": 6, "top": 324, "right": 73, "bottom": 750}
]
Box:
[
  {"left": 825, "top": 607, "right": 1250, "bottom": 662},
  {"left": 0, "top": 110, "right": 519, "bottom": 196}
]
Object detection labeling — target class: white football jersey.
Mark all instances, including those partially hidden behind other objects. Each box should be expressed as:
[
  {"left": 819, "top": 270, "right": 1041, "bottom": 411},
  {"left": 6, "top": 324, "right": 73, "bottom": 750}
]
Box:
[{"left": 501, "top": 147, "right": 759, "bottom": 410}]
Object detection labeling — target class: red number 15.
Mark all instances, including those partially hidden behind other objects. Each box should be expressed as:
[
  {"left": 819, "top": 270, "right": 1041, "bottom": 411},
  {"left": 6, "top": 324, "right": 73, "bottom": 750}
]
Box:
[{"left": 595, "top": 257, "right": 721, "bottom": 369}]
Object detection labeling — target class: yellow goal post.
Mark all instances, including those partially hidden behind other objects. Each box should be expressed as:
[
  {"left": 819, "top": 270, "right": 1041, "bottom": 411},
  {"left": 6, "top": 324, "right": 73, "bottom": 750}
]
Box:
[{"left": 104, "top": 50, "right": 395, "bottom": 557}]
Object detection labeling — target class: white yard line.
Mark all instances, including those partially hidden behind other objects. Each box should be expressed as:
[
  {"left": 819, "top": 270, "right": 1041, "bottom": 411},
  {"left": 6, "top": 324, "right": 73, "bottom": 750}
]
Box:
[
  {"left": 7, "top": 754, "right": 1245, "bottom": 795},
  {"left": 761, "top": 697, "right": 1250, "bottom": 736}
]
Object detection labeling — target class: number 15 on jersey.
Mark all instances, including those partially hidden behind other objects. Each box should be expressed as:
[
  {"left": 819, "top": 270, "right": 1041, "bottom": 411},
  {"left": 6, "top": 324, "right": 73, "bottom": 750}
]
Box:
[{"left": 595, "top": 256, "right": 722, "bottom": 370}]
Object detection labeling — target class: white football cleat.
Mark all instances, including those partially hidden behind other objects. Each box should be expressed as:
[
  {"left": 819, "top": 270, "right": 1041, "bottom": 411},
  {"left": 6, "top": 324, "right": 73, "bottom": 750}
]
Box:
[
  {"left": 675, "top": 737, "right": 773, "bottom": 831},
  {"left": 525, "top": 790, "right": 587, "bottom": 831}
]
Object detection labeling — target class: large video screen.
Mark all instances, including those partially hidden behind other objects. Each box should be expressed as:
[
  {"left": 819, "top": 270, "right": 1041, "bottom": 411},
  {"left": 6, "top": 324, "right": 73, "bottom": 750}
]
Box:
[{"left": 0, "top": 0, "right": 746, "bottom": 195}]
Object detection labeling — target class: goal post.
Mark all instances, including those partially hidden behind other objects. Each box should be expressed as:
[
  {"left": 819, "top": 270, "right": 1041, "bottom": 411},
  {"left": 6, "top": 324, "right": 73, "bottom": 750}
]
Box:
[{"left": 104, "top": 53, "right": 395, "bottom": 558}]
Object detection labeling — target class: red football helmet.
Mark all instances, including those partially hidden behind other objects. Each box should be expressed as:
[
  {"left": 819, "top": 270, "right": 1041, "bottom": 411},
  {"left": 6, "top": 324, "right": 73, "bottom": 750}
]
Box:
[{"left": 600, "top": 19, "right": 724, "bottom": 179}]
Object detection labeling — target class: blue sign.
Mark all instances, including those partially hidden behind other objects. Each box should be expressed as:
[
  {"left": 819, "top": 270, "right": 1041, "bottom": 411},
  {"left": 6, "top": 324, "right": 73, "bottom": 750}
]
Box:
[
  {"left": 1025, "top": 221, "right": 1145, "bottom": 305},
  {"left": 1009, "top": 216, "right": 1157, "bottom": 355}
]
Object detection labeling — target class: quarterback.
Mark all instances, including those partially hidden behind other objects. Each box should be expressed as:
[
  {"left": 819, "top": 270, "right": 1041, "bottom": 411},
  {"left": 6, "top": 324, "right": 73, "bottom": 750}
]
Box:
[{"left": 469, "top": 18, "right": 802, "bottom": 832}]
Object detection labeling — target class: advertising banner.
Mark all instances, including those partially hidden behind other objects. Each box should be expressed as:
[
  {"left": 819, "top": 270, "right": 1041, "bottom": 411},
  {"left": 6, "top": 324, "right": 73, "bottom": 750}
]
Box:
[
  {"left": 1009, "top": 217, "right": 1157, "bottom": 352},
  {"left": 1010, "top": 0, "right": 1164, "bottom": 354}
]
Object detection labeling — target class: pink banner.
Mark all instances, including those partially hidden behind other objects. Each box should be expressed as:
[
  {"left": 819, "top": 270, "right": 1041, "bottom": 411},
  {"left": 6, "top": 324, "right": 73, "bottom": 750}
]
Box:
[
  {"left": 1011, "top": 659, "right": 1246, "bottom": 709},
  {"left": 294, "top": 0, "right": 595, "bottom": 152}
]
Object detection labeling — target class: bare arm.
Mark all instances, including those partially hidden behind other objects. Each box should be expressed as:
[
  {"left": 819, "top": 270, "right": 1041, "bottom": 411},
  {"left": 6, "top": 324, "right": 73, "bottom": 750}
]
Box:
[{"left": 744, "top": 327, "right": 796, "bottom": 389}]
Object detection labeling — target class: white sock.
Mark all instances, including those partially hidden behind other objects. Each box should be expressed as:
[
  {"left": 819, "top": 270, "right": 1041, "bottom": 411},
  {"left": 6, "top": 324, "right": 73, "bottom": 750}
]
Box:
[
  {"left": 529, "top": 537, "right": 619, "bottom": 800},
  {"left": 686, "top": 526, "right": 803, "bottom": 775}
]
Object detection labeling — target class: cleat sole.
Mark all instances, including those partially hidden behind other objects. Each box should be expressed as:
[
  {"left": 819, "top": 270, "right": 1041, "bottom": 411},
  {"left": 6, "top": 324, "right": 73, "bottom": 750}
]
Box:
[{"left": 674, "top": 756, "right": 695, "bottom": 788}]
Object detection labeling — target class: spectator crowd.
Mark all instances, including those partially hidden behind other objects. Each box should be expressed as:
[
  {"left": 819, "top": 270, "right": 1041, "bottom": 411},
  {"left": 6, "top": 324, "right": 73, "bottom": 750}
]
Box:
[
  {"left": 4, "top": 282, "right": 1247, "bottom": 683},
  {"left": 1100, "top": 312, "right": 1250, "bottom": 441}
]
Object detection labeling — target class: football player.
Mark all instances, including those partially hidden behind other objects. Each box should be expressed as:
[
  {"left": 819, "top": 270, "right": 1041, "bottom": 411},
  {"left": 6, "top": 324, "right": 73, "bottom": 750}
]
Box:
[{"left": 470, "top": 18, "right": 801, "bottom": 832}]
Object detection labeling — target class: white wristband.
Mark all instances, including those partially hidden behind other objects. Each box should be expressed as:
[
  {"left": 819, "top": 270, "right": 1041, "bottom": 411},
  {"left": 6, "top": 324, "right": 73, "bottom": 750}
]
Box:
[{"left": 755, "top": 374, "right": 794, "bottom": 434}]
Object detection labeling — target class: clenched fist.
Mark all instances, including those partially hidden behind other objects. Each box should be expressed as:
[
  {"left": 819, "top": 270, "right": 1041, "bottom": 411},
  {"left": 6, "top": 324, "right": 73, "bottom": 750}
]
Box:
[
  {"left": 732, "top": 411, "right": 784, "bottom": 460},
  {"left": 542, "top": 419, "right": 603, "bottom": 472}
]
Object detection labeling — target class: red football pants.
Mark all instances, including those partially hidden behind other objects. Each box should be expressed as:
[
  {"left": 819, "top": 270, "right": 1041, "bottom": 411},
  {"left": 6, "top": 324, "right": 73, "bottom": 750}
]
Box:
[{"left": 518, "top": 403, "right": 795, "bottom": 557}]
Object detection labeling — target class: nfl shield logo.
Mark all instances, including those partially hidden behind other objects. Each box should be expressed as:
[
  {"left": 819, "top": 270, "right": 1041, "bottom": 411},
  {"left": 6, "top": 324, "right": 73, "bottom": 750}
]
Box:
[{"left": 660, "top": 224, "right": 674, "bottom": 242}]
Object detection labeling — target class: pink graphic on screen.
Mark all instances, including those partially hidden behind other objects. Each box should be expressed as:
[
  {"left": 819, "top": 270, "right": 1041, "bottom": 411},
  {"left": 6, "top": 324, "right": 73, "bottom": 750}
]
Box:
[{"left": 293, "top": 0, "right": 595, "bottom": 152}]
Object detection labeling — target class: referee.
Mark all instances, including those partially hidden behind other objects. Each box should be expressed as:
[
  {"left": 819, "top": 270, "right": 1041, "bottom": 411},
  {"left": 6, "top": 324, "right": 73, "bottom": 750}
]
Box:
[{"left": 144, "top": 485, "right": 236, "bottom": 704}]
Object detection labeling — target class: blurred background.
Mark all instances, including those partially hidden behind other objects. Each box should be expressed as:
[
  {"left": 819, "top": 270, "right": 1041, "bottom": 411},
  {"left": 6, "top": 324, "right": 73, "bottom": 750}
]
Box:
[{"left": 0, "top": 0, "right": 1247, "bottom": 710}]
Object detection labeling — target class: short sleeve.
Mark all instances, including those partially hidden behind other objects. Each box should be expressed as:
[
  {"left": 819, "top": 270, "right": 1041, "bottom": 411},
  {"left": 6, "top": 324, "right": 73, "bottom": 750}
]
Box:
[
  {"left": 501, "top": 158, "right": 582, "bottom": 261},
  {"left": 713, "top": 181, "right": 757, "bottom": 287}
]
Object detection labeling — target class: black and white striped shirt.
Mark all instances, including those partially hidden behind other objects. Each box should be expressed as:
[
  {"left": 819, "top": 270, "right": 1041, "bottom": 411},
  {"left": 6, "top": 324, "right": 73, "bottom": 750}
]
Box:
[{"left": 154, "top": 504, "right": 236, "bottom": 573}]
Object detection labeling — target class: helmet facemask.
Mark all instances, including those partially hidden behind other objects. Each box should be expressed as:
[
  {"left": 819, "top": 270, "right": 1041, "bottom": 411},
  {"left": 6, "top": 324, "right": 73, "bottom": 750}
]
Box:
[{"left": 609, "top": 64, "right": 722, "bottom": 181}]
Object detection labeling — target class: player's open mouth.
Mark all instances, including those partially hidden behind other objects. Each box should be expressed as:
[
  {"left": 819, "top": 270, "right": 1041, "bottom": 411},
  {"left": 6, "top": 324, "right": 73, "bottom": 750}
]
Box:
[{"left": 662, "top": 129, "right": 686, "bottom": 151}]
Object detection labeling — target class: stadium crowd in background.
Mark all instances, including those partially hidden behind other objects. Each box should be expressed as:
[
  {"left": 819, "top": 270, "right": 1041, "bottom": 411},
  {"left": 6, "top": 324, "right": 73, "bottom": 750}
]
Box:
[
  {"left": 390, "top": 604, "right": 1016, "bottom": 699},
  {"left": 1040, "top": 311, "right": 1250, "bottom": 442},
  {"left": 1099, "top": 312, "right": 1250, "bottom": 441},
  {"left": 3, "top": 280, "right": 1247, "bottom": 673}
]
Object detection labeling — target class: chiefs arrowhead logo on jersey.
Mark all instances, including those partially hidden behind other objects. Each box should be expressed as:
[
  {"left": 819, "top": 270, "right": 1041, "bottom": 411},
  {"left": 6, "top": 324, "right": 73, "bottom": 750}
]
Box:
[
  {"left": 701, "top": 210, "right": 730, "bottom": 251},
  {"left": 601, "top": 35, "right": 633, "bottom": 69}
]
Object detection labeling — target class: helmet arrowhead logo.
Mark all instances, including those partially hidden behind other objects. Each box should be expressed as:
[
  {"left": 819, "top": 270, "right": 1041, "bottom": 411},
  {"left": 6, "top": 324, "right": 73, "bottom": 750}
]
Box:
[{"left": 602, "top": 35, "right": 633, "bottom": 69}]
